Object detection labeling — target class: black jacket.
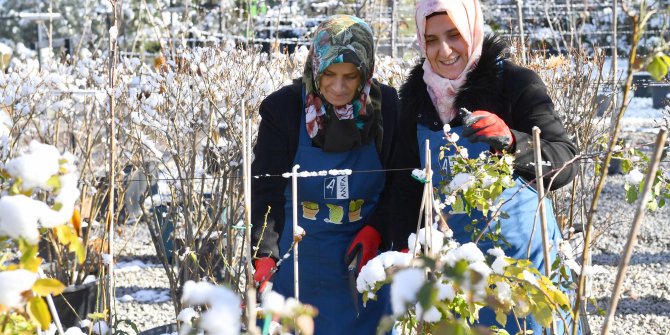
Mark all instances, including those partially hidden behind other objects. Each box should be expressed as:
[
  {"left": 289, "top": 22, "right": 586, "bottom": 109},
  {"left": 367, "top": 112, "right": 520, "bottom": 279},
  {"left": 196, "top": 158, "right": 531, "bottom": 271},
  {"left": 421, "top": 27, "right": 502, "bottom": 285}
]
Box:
[
  {"left": 386, "top": 35, "right": 579, "bottom": 250},
  {"left": 251, "top": 80, "right": 400, "bottom": 260}
]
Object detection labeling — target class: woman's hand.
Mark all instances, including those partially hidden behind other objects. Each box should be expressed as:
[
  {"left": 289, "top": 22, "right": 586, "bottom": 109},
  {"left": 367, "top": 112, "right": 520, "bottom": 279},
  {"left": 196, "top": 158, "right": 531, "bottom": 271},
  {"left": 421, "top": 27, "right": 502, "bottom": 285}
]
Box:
[
  {"left": 253, "top": 257, "right": 277, "bottom": 293},
  {"left": 346, "top": 225, "right": 382, "bottom": 274},
  {"left": 460, "top": 109, "right": 515, "bottom": 151}
]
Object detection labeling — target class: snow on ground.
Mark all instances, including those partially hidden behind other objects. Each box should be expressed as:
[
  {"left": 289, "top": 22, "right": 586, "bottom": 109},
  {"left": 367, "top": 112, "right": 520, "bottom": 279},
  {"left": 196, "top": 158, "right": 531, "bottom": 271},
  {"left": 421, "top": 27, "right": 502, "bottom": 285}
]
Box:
[
  {"left": 128, "top": 289, "right": 172, "bottom": 303},
  {"left": 624, "top": 97, "right": 666, "bottom": 119},
  {"left": 114, "top": 259, "right": 161, "bottom": 272},
  {"left": 621, "top": 97, "right": 668, "bottom": 133}
]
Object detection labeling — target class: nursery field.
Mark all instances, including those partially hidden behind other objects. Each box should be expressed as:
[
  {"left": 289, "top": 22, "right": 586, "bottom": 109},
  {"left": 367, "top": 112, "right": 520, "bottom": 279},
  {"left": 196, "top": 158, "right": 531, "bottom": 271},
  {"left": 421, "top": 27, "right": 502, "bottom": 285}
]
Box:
[
  {"left": 1, "top": 46, "right": 669, "bottom": 334},
  {"left": 2, "top": 0, "right": 670, "bottom": 334},
  {"left": 104, "top": 103, "right": 670, "bottom": 335}
]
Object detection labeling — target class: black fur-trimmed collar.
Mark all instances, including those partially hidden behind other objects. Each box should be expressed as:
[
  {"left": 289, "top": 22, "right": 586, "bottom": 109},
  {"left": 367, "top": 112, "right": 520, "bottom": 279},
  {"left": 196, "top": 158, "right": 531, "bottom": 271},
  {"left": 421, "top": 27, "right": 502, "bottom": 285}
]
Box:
[{"left": 399, "top": 35, "right": 509, "bottom": 128}]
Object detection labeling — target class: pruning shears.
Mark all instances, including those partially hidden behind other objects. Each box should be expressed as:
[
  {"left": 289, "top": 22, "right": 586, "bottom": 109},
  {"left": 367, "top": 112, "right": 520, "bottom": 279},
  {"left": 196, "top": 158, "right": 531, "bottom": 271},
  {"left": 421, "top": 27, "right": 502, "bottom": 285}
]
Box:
[
  {"left": 347, "top": 248, "right": 361, "bottom": 318},
  {"left": 459, "top": 107, "right": 472, "bottom": 119}
]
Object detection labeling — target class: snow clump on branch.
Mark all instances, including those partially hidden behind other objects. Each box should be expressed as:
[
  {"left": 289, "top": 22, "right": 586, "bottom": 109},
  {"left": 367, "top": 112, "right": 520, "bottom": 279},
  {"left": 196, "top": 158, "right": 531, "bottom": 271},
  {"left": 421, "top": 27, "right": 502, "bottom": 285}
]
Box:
[{"left": 181, "top": 280, "right": 241, "bottom": 335}]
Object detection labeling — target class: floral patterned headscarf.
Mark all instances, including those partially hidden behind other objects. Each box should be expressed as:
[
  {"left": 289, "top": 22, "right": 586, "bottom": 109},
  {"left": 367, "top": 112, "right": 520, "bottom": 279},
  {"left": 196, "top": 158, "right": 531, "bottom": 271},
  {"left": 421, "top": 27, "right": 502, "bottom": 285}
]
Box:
[{"left": 303, "top": 15, "right": 383, "bottom": 152}]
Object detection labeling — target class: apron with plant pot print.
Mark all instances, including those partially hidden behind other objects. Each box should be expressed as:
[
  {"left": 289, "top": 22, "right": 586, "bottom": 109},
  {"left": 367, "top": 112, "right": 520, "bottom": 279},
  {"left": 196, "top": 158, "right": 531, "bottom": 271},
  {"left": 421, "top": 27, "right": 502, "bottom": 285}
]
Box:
[
  {"left": 418, "top": 124, "right": 577, "bottom": 335},
  {"left": 272, "top": 108, "right": 390, "bottom": 335}
]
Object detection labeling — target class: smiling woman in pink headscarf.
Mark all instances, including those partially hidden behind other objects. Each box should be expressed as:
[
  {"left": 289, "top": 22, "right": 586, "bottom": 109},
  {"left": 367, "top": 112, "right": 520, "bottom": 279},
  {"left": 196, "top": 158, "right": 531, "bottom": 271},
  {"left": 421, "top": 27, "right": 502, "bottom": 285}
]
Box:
[{"left": 380, "top": 0, "right": 583, "bottom": 334}]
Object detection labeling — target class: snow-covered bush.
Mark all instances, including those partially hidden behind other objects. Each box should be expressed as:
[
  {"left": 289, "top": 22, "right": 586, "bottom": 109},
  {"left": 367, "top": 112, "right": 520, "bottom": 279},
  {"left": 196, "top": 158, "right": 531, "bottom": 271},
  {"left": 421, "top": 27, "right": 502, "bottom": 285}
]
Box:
[
  {"left": 358, "top": 232, "right": 575, "bottom": 334},
  {"left": 357, "top": 131, "right": 578, "bottom": 334},
  {"left": 0, "top": 140, "right": 82, "bottom": 331},
  {"left": 177, "top": 281, "right": 316, "bottom": 335},
  {"left": 257, "top": 290, "right": 317, "bottom": 335},
  {"left": 0, "top": 38, "right": 411, "bottom": 327}
]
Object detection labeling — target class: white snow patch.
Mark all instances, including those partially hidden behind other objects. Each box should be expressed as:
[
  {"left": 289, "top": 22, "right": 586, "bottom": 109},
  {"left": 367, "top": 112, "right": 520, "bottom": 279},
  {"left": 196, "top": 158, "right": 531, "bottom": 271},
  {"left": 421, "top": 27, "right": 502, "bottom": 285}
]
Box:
[
  {"left": 390, "top": 268, "right": 425, "bottom": 316},
  {"left": 131, "top": 289, "right": 171, "bottom": 303},
  {"left": 0, "top": 269, "right": 38, "bottom": 307},
  {"left": 115, "top": 259, "right": 160, "bottom": 272}
]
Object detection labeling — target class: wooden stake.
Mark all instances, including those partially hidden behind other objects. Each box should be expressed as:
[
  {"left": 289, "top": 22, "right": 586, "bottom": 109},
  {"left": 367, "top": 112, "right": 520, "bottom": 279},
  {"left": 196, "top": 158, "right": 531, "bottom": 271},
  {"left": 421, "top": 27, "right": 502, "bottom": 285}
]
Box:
[
  {"left": 531, "top": 127, "right": 555, "bottom": 335},
  {"left": 38, "top": 268, "right": 64, "bottom": 335},
  {"left": 601, "top": 129, "right": 667, "bottom": 335},
  {"left": 242, "top": 109, "right": 258, "bottom": 334},
  {"left": 515, "top": 0, "right": 526, "bottom": 64},
  {"left": 106, "top": 1, "right": 118, "bottom": 323},
  {"left": 531, "top": 127, "right": 552, "bottom": 277},
  {"left": 424, "top": 140, "right": 433, "bottom": 256},
  {"left": 291, "top": 164, "right": 300, "bottom": 302},
  {"left": 412, "top": 183, "right": 427, "bottom": 256}
]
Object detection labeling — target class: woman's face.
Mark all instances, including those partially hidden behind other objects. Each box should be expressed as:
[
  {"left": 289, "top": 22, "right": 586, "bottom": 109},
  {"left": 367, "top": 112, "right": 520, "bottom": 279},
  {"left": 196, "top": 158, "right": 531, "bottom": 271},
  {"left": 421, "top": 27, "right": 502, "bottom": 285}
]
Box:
[
  {"left": 424, "top": 14, "right": 469, "bottom": 79},
  {"left": 319, "top": 62, "right": 361, "bottom": 106}
]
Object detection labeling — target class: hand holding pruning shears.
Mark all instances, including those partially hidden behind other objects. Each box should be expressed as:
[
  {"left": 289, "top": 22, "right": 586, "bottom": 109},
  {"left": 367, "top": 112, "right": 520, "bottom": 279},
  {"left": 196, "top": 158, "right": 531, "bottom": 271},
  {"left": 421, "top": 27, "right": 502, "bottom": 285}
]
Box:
[
  {"left": 460, "top": 108, "right": 515, "bottom": 151},
  {"left": 345, "top": 225, "right": 382, "bottom": 316}
]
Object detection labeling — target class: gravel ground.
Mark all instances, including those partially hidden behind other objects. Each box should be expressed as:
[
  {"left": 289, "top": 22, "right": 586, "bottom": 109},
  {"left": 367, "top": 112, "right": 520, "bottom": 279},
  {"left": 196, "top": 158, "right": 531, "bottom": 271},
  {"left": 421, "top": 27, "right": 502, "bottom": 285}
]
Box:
[
  {"left": 584, "top": 172, "right": 670, "bottom": 335},
  {"left": 110, "top": 128, "right": 670, "bottom": 335}
]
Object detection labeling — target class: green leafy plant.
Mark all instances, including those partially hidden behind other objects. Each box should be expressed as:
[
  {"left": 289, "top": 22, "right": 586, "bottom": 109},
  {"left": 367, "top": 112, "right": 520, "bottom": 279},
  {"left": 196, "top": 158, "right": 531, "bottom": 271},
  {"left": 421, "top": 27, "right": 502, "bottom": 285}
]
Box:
[
  {"left": 435, "top": 125, "right": 516, "bottom": 245},
  {"left": 647, "top": 52, "right": 670, "bottom": 81},
  {"left": 357, "top": 136, "right": 575, "bottom": 335},
  {"left": 612, "top": 145, "right": 670, "bottom": 210},
  {"left": 358, "top": 233, "right": 574, "bottom": 335}
]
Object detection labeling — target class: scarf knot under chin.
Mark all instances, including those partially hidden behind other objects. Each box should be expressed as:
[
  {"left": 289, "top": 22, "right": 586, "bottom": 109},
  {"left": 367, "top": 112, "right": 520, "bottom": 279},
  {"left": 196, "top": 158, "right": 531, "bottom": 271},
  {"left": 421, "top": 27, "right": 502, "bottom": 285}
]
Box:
[{"left": 422, "top": 58, "right": 480, "bottom": 124}]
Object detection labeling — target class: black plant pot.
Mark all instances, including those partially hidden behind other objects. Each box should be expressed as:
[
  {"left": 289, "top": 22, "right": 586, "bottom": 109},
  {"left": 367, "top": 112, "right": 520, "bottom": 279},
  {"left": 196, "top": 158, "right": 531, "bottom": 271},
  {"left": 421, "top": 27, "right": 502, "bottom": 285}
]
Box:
[
  {"left": 608, "top": 157, "right": 623, "bottom": 175},
  {"left": 651, "top": 83, "right": 670, "bottom": 109},
  {"left": 174, "top": 237, "right": 226, "bottom": 285},
  {"left": 632, "top": 72, "right": 652, "bottom": 98},
  {"left": 48, "top": 280, "right": 99, "bottom": 329},
  {"left": 139, "top": 323, "right": 177, "bottom": 335},
  {"left": 595, "top": 94, "right": 613, "bottom": 117}
]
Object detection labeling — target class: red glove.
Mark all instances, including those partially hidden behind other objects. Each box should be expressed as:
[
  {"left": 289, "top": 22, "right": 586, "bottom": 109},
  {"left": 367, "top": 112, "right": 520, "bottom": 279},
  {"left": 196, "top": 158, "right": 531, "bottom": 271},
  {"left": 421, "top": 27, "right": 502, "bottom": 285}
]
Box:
[
  {"left": 346, "top": 225, "right": 382, "bottom": 274},
  {"left": 253, "top": 257, "right": 276, "bottom": 293},
  {"left": 460, "top": 109, "right": 515, "bottom": 151}
]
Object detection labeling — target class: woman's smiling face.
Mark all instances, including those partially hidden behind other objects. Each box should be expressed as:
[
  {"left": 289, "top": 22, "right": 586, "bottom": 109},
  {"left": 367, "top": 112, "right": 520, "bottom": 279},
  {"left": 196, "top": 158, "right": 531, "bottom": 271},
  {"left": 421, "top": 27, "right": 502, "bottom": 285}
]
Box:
[{"left": 424, "top": 13, "right": 469, "bottom": 79}]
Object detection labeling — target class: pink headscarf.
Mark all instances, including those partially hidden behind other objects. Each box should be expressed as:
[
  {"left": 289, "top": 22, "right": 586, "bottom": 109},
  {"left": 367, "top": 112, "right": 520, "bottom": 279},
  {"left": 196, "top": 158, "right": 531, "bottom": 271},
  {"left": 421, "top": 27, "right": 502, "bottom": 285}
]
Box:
[{"left": 415, "top": 0, "right": 484, "bottom": 123}]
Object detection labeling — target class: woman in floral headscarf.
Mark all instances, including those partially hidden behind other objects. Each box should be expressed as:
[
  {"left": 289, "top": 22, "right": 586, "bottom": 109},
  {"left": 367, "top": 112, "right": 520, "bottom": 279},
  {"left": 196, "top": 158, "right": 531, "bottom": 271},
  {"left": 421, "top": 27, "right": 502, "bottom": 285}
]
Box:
[
  {"left": 251, "top": 15, "right": 399, "bottom": 334},
  {"left": 383, "top": 0, "right": 583, "bottom": 333}
]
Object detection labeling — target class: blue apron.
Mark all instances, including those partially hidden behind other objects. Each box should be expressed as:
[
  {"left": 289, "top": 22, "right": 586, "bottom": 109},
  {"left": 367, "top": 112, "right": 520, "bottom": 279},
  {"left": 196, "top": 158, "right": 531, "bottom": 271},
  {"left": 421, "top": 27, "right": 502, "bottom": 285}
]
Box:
[
  {"left": 272, "top": 111, "right": 391, "bottom": 334},
  {"left": 418, "top": 124, "right": 574, "bottom": 335}
]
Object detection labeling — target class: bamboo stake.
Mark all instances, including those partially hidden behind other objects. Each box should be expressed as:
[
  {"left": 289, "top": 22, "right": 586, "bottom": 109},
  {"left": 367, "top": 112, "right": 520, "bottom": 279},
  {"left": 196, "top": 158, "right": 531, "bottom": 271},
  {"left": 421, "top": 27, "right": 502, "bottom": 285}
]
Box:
[
  {"left": 412, "top": 182, "right": 427, "bottom": 256},
  {"left": 291, "top": 164, "right": 300, "bottom": 301},
  {"left": 242, "top": 107, "right": 258, "bottom": 333},
  {"left": 38, "top": 268, "right": 64, "bottom": 335},
  {"left": 515, "top": 0, "right": 526, "bottom": 64},
  {"left": 531, "top": 127, "right": 555, "bottom": 335},
  {"left": 106, "top": 1, "right": 118, "bottom": 323},
  {"left": 612, "top": 0, "right": 618, "bottom": 91},
  {"left": 424, "top": 140, "right": 433, "bottom": 256},
  {"left": 600, "top": 129, "right": 667, "bottom": 335},
  {"left": 532, "top": 127, "right": 552, "bottom": 278},
  {"left": 609, "top": 0, "right": 620, "bottom": 138}
]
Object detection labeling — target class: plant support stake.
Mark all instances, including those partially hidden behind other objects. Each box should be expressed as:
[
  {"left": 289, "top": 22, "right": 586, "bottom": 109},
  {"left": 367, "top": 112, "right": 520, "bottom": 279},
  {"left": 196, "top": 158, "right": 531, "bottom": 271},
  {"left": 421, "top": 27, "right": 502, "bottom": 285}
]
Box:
[
  {"left": 515, "top": 0, "right": 526, "bottom": 64},
  {"left": 242, "top": 107, "right": 259, "bottom": 334},
  {"left": 292, "top": 164, "right": 300, "bottom": 302},
  {"left": 106, "top": 1, "right": 118, "bottom": 323},
  {"left": 531, "top": 127, "right": 552, "bottom": 277},
  {"left": 38, "top": 268, "right": 64, "bottom": 335},
  {"left": 531, "top": 127, "right": 555, "bottom": 335},
  {"left": 423, "top": 139, "right": 433, "bottom": 256},
  {"left": 601, "top": 129, "right": 668, "bottom": 335}
]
